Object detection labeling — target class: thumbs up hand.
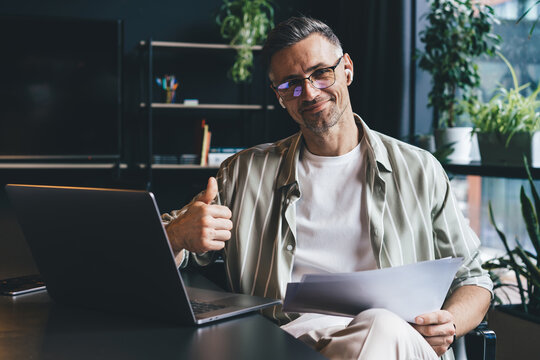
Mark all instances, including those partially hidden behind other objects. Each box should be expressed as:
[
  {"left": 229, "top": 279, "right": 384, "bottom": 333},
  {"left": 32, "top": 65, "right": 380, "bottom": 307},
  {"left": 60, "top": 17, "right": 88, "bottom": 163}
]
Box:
[
  {"left": 199, "top": 176, "right": 219, "bottom": 205},
  {"left": 166, "top": 177, "right": 233, "bottom": 254}
]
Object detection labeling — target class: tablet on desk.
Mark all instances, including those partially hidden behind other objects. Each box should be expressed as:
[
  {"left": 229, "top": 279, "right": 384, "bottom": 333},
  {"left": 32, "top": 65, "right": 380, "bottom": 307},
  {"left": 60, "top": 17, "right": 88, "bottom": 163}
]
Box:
[{"left": 0, "top": 274, "right": 46, "bottom": 296}]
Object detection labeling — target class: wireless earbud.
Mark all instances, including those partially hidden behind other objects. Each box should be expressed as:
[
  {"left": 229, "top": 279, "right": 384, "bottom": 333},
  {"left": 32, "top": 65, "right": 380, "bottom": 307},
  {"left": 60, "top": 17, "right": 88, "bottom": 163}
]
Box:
[
  {"left": 279, "top": 97, "right": 286, "bottom": 109},
  {"left": 345, "top": 69, "right": 353, "bottom": 82}
]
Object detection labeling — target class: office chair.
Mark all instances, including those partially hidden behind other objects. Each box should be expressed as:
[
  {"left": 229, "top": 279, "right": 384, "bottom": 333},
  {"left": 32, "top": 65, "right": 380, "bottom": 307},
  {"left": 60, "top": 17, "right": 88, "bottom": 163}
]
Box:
[{"left": 464, "top": 321, "right": 496, "bottom": 360}]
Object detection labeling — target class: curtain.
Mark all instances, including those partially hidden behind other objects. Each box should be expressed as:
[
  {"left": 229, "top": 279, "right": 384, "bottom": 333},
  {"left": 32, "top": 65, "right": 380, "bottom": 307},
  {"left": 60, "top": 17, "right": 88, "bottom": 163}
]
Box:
[{"left": 333, "top": 0, "right": 415, "bottom": 141}]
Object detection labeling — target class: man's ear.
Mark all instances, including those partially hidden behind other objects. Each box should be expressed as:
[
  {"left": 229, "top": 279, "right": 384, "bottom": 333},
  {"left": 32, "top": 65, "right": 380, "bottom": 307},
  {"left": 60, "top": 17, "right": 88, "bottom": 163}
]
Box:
[{"left": 343, "top": 53, "right": 354, "bottom": 86}]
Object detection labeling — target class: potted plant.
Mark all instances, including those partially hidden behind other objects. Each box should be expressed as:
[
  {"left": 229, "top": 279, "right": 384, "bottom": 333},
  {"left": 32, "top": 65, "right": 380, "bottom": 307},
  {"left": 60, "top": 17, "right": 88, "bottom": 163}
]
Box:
[
  {"left": 216, "top": 0, "right": 274, "bottom": 83},
  {"left": 466, "top": 52, "right": 540, "bottom": 166},
  {"left": 482, "top": 159, "right": 540, "bottom": 359},
  {"left": 417, "top": 0, "right": 500, "bottom": 163}
]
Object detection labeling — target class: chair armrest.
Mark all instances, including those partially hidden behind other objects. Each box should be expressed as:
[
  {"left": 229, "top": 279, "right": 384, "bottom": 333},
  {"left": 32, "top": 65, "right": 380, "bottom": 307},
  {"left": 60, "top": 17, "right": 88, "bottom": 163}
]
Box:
[{"left": 464, "top": 321, "right": 496, "bottom": 360}]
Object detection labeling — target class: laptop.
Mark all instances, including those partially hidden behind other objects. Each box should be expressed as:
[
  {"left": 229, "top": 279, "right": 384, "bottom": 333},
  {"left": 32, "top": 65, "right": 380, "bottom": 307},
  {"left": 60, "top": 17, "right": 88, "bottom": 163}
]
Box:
[{"left": 5, "top": 184, "right": 281, "bottom": 325}]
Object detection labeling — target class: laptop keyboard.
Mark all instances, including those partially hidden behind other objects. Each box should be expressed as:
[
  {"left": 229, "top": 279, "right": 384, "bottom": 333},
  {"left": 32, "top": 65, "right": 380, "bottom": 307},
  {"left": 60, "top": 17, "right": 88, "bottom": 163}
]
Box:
[{"left": 190, "top": 300, "right": 226, "bottom": 315}]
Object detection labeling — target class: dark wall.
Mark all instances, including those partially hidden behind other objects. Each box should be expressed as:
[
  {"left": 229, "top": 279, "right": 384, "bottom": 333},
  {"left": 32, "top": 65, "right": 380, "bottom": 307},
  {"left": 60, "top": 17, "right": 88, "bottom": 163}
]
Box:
[
  {"left": 0, "top": 0, "right": 242, "bottom": 277},
  {"left": 0, "top": 1, "right": 412, "bottom": 277},
  {"left": 0, "top": 0, "right": 412, "bottom": 162},
  {"left": 0, "top": 0, "right": 415, "bottom": 199},
  {"left": 0, "top": 0, "right": 292, "bottom": 165}
]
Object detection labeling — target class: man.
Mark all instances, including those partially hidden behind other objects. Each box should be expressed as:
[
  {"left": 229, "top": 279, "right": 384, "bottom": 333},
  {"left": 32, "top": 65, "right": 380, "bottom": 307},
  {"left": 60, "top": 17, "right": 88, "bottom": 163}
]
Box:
[{"left": 163, "top": 17, "right": 492, "bottom": 359}]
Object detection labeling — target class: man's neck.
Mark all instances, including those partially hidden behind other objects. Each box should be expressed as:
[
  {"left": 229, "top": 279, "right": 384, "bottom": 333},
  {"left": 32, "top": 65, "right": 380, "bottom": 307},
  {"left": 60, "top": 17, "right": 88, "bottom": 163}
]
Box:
[{"left": 301, "top": 111, "right": 361, "bottom": 156}]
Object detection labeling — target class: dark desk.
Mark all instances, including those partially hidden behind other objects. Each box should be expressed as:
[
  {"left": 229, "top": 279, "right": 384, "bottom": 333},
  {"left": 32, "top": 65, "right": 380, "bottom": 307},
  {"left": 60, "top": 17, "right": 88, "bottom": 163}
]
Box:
[{"left": 0, "top": 272, "right": 325, "bottom": 360}]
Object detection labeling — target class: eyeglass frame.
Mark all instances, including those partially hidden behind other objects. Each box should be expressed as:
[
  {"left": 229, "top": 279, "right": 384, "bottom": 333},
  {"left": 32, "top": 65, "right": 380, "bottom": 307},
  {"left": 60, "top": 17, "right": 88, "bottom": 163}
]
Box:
[{"left": 271, "top": 56, "right": 344, "bottom": 101}]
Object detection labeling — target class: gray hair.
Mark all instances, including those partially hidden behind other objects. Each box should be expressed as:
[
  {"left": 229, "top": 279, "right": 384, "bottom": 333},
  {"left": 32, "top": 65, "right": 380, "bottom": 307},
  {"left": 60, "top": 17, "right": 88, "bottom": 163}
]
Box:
[{"left": 262, "top": 16, "right": 343, "bottom": 69}]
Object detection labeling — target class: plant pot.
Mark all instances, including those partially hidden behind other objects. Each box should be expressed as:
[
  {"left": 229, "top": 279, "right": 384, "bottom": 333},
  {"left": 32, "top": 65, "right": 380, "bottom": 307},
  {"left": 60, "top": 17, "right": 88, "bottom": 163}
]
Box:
[
  {"left": 487, "top": 305, "right": 540, "bottom": 360},
  {"left": 434, "top": 127, "right": 474, "bottom": 163},
  {"left": 477, "top": 131, "right": 540, "bottom": 166},
  {"left": 415, "top": 134, "right": 436, "bottom": 153}
]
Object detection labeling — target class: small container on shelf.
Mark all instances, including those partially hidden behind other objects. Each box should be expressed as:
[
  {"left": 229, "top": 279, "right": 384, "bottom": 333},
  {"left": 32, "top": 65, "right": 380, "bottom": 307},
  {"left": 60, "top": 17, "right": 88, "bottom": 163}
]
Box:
[{"left": 155, "top": 75, "right": 178, "bottom": 103}]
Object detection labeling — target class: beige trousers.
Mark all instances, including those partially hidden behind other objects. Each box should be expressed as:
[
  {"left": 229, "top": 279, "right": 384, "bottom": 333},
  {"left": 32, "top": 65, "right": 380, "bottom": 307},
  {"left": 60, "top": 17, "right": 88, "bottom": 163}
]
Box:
[{"left": 292, "top": 309, "right": 439, "bottom": 360}]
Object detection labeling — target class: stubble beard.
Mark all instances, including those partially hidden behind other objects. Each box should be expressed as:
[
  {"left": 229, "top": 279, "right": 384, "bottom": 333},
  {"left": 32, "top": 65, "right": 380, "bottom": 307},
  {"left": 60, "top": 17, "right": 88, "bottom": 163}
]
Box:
[{"left": 300, "top": 99, "right": 344, "bottom": 134}]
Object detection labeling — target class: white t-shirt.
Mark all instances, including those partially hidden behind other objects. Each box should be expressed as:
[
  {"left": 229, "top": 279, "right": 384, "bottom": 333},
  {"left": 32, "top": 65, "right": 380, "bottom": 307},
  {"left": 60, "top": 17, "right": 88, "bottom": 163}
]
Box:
[{"left": 292, "top": 138, "right": 377, "bottom": 282}]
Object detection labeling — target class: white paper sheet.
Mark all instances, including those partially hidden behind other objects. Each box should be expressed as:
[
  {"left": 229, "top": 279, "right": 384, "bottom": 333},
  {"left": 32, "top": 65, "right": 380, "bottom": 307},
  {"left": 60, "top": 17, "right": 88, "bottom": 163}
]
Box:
[{"left": 282, "top": 257, "right": 463, "bottom": 322}]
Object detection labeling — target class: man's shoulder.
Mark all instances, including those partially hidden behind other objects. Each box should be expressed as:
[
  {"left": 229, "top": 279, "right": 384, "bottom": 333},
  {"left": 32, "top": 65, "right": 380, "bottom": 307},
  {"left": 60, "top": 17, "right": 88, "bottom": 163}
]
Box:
[
  {"left": 372, "top": 130, "right": 437, "bottom": 165},
  {"left": 368, "top": 130, "right": 445, "bottom": 178}
]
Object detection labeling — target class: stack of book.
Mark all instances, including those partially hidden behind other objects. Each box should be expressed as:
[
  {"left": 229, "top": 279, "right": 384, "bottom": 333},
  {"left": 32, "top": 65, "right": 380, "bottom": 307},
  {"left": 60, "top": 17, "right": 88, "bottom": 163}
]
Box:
[
  {"left": 208, "top": 147, "right": 245, "bottom": 166},
  {"left": 178, "top": 119, "right": 245, "bottom": 167}
]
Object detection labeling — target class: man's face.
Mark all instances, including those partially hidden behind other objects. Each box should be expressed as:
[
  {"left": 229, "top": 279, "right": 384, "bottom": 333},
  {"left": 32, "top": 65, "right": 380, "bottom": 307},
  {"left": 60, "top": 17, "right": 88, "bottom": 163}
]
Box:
[{"left": 269, "top": 34, "right": 353, "bottom": 134}]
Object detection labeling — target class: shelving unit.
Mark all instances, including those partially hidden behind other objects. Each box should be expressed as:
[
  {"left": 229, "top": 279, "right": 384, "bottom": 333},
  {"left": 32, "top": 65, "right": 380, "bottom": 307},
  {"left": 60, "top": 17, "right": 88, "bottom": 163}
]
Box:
[
  {"left": 140, "top": 103, "right": 274, "bottom": 110},
  {"left": 0, "top": 163, "right": 127, "bottom": 169},
  {"left": 441, "top": 160, "right": 540, "bottom": 258},
  {"left": 139, "top": 39, "right": 273, "bottom": 190},
  {"left": 140, "top": 40, "right": 263, "bottom": 50},
  {"left": 442, "top": 161, "right": 540, "bottom": 180},
  {"left": 138, "top": 163, "right": 219, "bottom": 170}
]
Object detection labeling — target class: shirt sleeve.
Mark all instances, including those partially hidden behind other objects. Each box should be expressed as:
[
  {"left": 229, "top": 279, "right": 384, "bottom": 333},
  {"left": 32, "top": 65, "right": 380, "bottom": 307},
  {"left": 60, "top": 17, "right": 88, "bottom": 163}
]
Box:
[{"left": 429, "top": 155, "right": 493, "bottom": 297}]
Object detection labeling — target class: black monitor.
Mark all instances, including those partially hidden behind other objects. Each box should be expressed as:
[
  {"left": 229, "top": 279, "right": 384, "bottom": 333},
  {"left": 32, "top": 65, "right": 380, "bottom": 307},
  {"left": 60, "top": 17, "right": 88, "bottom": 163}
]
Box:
[{"left": 0, "top": 15, "right": 122, "bottom": 162}]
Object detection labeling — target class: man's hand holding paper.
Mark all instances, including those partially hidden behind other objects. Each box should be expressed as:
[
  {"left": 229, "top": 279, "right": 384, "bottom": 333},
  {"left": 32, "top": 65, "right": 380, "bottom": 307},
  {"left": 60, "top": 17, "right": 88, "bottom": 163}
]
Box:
[{"left": 282, "top": 257, "right": 464, "bottom": 323}]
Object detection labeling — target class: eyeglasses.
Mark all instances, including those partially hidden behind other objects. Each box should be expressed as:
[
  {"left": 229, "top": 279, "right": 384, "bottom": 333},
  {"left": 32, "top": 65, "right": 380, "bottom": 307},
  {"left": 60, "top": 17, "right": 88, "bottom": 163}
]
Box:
[{"left": 272, "top": 56, "right": 343, "bottom": 101}]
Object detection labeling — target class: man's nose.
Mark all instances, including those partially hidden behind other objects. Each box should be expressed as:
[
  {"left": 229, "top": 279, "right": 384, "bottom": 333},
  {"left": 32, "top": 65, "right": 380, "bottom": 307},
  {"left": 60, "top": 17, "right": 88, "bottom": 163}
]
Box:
[{"left": 300, "top": 79, "right": 320, "bottom": 100}]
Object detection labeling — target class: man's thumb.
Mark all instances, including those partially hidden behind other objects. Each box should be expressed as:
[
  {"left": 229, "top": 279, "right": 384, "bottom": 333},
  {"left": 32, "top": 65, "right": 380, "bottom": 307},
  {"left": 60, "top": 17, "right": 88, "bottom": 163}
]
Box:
[{"left": 200, "top": 177, "right": 218, "bottom": 204}]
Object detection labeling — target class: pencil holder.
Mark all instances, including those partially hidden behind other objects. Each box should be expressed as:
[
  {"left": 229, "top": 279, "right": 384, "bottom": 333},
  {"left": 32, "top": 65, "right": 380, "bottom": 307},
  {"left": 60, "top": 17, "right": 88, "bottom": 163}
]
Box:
[
  {"left": 165, "top": 89, "right": 176, "bottom": 104},
  {"left": 155, "top": 75, "right": 178, "bottom": 104}
]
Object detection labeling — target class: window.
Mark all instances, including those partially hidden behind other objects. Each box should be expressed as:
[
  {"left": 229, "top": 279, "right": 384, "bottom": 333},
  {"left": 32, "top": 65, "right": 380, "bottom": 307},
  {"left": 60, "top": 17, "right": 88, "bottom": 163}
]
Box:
[
  {"left": 478, "top": 0, "right": 539, "bottom": 99},
  {"left": 454, "top": 1, "right": 539, "bottom": 256}
]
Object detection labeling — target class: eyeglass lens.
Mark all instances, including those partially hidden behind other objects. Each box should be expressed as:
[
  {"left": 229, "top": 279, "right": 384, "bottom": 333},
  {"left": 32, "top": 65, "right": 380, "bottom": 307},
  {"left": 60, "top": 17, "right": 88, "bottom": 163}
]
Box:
[{"left": 277, "top": 66, "right": 337, "bottom": 100}]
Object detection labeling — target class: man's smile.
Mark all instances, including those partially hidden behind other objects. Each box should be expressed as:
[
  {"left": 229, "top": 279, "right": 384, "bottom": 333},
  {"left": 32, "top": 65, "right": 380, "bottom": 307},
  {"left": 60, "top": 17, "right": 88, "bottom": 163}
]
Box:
[{"left": 300, "top": 98, "right": 333, "bottom": 114}]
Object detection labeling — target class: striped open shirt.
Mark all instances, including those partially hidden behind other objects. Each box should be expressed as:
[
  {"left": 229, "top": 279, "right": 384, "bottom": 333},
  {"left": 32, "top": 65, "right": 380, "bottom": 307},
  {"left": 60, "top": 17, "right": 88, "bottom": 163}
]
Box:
[{"left": 162, "top": 115, "right": 492, "bottom": 332}]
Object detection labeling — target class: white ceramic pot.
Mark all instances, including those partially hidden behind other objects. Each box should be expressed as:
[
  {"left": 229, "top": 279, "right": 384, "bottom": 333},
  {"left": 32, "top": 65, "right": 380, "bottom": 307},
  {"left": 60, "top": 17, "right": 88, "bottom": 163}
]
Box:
[{"left": 434, "top": 127, "right": 474, "bottom": 163}]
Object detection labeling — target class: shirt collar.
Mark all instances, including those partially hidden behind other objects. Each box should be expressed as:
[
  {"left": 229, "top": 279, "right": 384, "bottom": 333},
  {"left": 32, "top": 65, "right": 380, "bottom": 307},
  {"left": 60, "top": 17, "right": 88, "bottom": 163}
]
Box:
[{"left": 355, "top": 114, "right": 392, "bottom": 174}]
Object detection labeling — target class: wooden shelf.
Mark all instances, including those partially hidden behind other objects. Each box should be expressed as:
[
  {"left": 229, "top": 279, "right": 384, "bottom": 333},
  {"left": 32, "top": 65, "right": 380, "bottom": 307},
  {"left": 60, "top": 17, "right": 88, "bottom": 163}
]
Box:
[
  {"left": 140, "top": 40, "right": 263, "bottom": 51},
  {"left": 140, "top": 102, "right": 274, "bottom": 110},
  {"left": 0, "top": 163, "right": 127, "bottom": 169},
  {"left": 140, "top": 38, "right": 271, "bottom": 188},
  {"left": 152, "top": 164, "right": 219, "bottom": 170},
  {"left": 137, "top": 163, "right": 219, "bottom": 170}
]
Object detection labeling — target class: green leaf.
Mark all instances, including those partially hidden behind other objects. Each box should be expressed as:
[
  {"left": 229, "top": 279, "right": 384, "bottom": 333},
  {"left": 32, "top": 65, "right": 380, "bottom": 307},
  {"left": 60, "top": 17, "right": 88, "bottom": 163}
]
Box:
[
  {"left": 524, "top": 157, "right": 540, "bottom": 264},
  {"left": 521, "top": 185, "right": 540, "bottom": 260},
  {"left": 516, "top": 0, "right": 540, "bottom": 25},
  {"left": 469, "top": 54, "right": 540, "bottom": 135},
  {"left": 529, "top": 18, "right": 539, "bottom": 38},
  {"left": 488, "top": 202, "right": 529, "bottom": 310},
  {"left": 514, "top": 243, "right": 540, "bottom": 287},
  {"left": 216, "top": 0, "right": 275, "bottom": 83}
]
